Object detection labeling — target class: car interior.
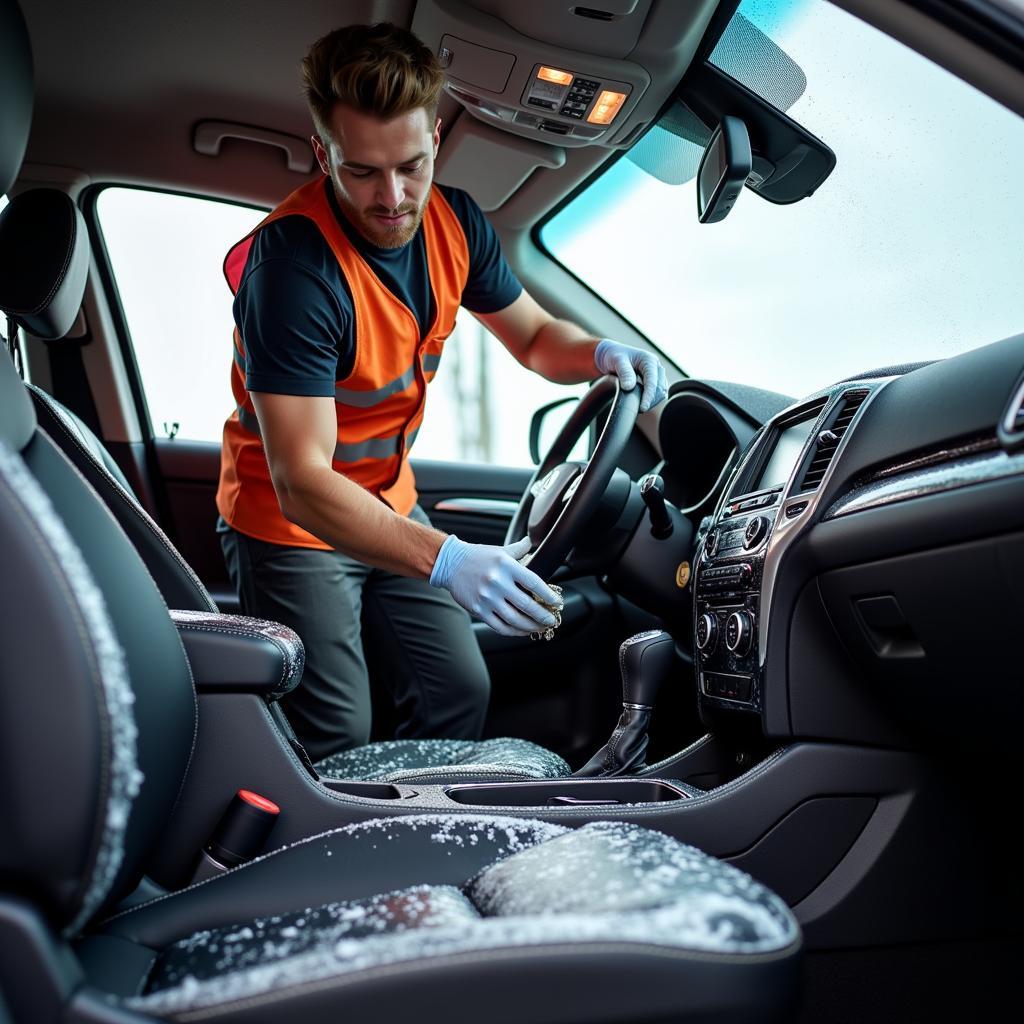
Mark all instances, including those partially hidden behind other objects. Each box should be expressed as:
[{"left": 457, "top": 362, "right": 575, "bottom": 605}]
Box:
[{"left": 1, "top": 0, "right": 1023, "bottom": 1021}]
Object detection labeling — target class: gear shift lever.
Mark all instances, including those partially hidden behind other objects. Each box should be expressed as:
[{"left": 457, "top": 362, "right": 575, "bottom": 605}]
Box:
[{"left": 574, "top": 630, "right": 676, "bottom": 777}]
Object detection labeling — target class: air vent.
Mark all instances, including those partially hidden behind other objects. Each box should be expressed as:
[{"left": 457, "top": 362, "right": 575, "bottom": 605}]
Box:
[
  {"left": 572, "top": 6, "right": 618, "bottom": 21},
  {"left": 539, "top": 120, "right": 571, "bottom": 135},
  {"left": 797, "top": 389, "right": 869, "bottom": 492}
]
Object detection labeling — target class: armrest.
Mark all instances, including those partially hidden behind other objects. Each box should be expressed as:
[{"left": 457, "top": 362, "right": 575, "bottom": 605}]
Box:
[{"left": 170, "top": 610, "right": 304, "bottom": 701}]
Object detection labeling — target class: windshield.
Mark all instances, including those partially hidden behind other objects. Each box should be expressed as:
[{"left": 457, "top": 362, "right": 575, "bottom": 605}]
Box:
[{"left": 542, "top": 0, "right": 1024, "bottom": 397}]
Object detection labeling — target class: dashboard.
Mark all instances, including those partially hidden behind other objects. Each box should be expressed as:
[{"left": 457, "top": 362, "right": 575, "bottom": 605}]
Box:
[{"left": 656, "top": 332, "right": 1024, "bottom": 751}]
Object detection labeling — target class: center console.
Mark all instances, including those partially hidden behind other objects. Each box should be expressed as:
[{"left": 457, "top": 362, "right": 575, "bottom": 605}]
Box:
[
  {"left": 694, "top": 483, "right": 782, "bottom": 712},
  {"left": 695, "top": 386, "right": 874, "bottom": 718}
]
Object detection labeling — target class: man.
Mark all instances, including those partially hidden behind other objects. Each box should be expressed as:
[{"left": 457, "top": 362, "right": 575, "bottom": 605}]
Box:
[{"left": 216, "top": 22, "right": 667, "bottom": 762}]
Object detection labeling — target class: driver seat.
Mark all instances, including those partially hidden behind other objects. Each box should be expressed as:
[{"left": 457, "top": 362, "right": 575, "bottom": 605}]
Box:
[{"left": 2, "top": 185, "right": 573, "bottom": 787}]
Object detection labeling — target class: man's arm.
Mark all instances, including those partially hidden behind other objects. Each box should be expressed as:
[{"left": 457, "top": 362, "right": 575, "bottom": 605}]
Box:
[
  {"left": 473, "top": 289, "right": 597, "bottom": 384},
  {"left": 474, "top": 290, "right": 668, "bottom": 412},
  {"left": 252, "top": 391, "right": 443, "bottom": 577},
  {"left": 250, "top": 390, "right": 562, "bottom": 636}
]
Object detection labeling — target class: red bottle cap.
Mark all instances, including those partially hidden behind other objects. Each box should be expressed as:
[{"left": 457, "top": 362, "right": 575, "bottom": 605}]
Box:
[{"left": 237, "top": 789, "right": 280, "bottom": 815}]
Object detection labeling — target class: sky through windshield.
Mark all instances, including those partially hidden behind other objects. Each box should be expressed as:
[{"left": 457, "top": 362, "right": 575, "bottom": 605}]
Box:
[{"left": 543, "top": 0, "right": 1024, "bottom": 398}]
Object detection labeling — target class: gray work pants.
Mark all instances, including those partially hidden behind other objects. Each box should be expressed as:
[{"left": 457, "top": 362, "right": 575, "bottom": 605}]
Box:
[{"left": 218, "top": 507, "right": 490, "bottom": 763}]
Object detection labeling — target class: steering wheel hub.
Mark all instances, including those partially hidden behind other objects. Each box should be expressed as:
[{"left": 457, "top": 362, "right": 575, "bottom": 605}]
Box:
[{"left": 527, "top": 462, "right": 584, "bottom": 543}]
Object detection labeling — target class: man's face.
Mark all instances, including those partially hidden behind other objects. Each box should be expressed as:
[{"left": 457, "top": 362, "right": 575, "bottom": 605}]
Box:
[{"left": 312, "top": 105, "right": 440, "bottom": 249}]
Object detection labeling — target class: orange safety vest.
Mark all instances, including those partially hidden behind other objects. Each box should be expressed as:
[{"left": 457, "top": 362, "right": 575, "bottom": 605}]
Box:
[{"left": 216, "top": 177, "right": 470, "bottom": 549}]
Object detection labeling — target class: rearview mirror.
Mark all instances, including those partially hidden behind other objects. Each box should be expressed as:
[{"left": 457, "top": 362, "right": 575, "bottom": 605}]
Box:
[{"left": 697, "top": 116, "right": 752, "bottom": 223}]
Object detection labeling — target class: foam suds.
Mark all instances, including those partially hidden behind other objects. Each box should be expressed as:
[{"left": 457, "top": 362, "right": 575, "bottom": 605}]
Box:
[{"left": 315, "top": 737, "right": 570, "bottom": 783}]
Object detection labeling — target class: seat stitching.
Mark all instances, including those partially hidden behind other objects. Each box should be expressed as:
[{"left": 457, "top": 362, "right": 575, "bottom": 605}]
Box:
[
  {"left": 30, "top": 389, "right": 216, "bottom": 611},
  {"left": 174, "top": 622, "right": 293, "bottom": 694},
  {"left": 642, "top": 732, "right": 714, "bottom": 775},
  {"left": 163, "top": 937, "right": 803, "bottom": 1022},
  {"left": 23, "top": 426, "right": 202, "bottom": 827},
  {"left": 20, "top": 201, "right": 76, "bottom": 314},
  {"left": 31, "top": 426, "right": 174, "bottom": 610}
]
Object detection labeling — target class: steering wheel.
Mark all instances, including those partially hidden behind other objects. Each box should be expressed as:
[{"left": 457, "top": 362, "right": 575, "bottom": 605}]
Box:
[{"left": 505, "top": 375, "right": 641, "bottom": 579}]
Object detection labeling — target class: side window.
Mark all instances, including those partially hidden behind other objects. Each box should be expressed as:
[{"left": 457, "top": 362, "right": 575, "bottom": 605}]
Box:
[
  {"left": 96, "top": 188, "right": 264, "bottom": 442},
  {"left": 96, "top": 186, "right": 584, "bottom": 464}
]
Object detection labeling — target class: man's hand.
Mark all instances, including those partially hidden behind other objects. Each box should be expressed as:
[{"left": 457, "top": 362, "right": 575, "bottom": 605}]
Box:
[
  {"left": 594, "top": 339, "right": 668, "bottom": 413},
  {"left": 429, "top": 536, "right": 563, "bottom": 637}
]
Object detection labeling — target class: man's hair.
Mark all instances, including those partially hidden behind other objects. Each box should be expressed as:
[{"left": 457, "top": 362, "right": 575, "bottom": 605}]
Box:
[{"left": 301, "top": 22, "right": 445, "bottom": 138}]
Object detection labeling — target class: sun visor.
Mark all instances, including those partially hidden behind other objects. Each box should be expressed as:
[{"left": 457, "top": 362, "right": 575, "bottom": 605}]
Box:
[{"left": 435, "top": 115, "right": 565, "bottom": 210}]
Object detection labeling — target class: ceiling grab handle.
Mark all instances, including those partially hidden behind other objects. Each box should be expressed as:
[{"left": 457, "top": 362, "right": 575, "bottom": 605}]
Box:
[{"left": 193, "top": 120, "right": 314, "bottom": 174}]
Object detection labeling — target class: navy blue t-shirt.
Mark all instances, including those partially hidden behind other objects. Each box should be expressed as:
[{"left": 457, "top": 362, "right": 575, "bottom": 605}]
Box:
[{"left": 234, "top": 179, "right": 523, "bottom": 397}]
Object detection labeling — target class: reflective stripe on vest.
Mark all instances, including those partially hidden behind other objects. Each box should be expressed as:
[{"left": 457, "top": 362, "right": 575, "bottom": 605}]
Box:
[
  {"left": 234, "top": 405, "right": 422, "bottom": 462},
  {"left": 215, "top": 177, "right": 468, "bottom": 550},
  {"left": 335, "top": 352, "right": 442, "bottom": 408}
]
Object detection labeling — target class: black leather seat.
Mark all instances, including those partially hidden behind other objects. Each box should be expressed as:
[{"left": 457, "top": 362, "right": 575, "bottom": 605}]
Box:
[{"left": 5, "top": 196, "right": 571, "bottom": 788}]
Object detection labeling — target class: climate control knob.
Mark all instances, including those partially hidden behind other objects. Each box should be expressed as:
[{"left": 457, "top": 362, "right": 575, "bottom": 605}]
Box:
[
  {"left": 725, "top": 611, "right": 754, "bottom": 655},
  {"left": 695, "top": 613, "right": 717, "bottom": 653}
]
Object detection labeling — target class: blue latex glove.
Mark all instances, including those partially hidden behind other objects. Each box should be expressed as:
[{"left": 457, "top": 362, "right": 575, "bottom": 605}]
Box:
[
  {"left": 429, "top": 535, "right": 563, "bottom": 637},
  {"left": 594, "top": 339, "right": 668, "bottom": 413}
]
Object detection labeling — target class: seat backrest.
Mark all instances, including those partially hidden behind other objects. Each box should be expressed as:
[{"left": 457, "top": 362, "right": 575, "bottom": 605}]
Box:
[
  {"left": 0, "top": 435, "right": 148, "bottom": 934},
  {"left": 0, "top": 349, "right": 199, "bottom": 932},
  {"left": 1, "top": 101, "right": 198, "bottom": 931}
]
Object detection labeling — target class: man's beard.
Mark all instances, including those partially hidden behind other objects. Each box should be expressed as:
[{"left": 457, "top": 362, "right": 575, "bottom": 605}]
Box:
[{"left": 332, "top": 179, "right": 428, "bottom": 249}]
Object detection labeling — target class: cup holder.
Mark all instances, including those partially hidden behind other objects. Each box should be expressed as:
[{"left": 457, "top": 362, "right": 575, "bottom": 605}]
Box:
[{"left": 445, "top": 779, "right": 690, "bottom": 807}]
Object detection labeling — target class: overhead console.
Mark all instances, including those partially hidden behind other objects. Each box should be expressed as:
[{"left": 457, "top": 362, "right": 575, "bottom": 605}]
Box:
[
  {"left": 412, "top": 0, "right": 720, "bottom": 148},
  {"left": 695, "top": 383, "right": 878, "bottom": 722}
]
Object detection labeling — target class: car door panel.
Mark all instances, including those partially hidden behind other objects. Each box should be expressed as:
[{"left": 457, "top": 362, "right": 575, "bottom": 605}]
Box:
[{"left": 151, "top": 437, "right": 236, "bottom": 609}]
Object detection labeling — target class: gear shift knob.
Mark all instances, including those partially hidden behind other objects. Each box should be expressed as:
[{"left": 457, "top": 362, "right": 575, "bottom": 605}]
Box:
[
  {"left": 619, "top": 629, "right": 675, "bottom": 708},
  {"left": 574, "top": 629, "right": 676, "bottom": 778}
]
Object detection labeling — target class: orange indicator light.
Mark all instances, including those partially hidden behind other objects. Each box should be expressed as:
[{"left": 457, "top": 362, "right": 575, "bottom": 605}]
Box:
[
  {"left": 537, "top": 66, "right": 574, "bottom": 86},
  {"left": 587, "top": 90, "right": 627, "bottom": 125}
]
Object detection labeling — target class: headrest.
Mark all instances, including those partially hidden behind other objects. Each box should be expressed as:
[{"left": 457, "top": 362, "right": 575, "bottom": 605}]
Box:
[
  {"left": 0, "top": 189, "right": 90, "bottom": 339},
  {"left": 0, "top": 0, "right": 33, "bottom": 195}
]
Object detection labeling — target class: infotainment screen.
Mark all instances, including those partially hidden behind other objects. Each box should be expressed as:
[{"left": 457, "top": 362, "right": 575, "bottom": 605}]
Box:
[{"left": 755, "top": 418, "right": 817, "bottom": 492}]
